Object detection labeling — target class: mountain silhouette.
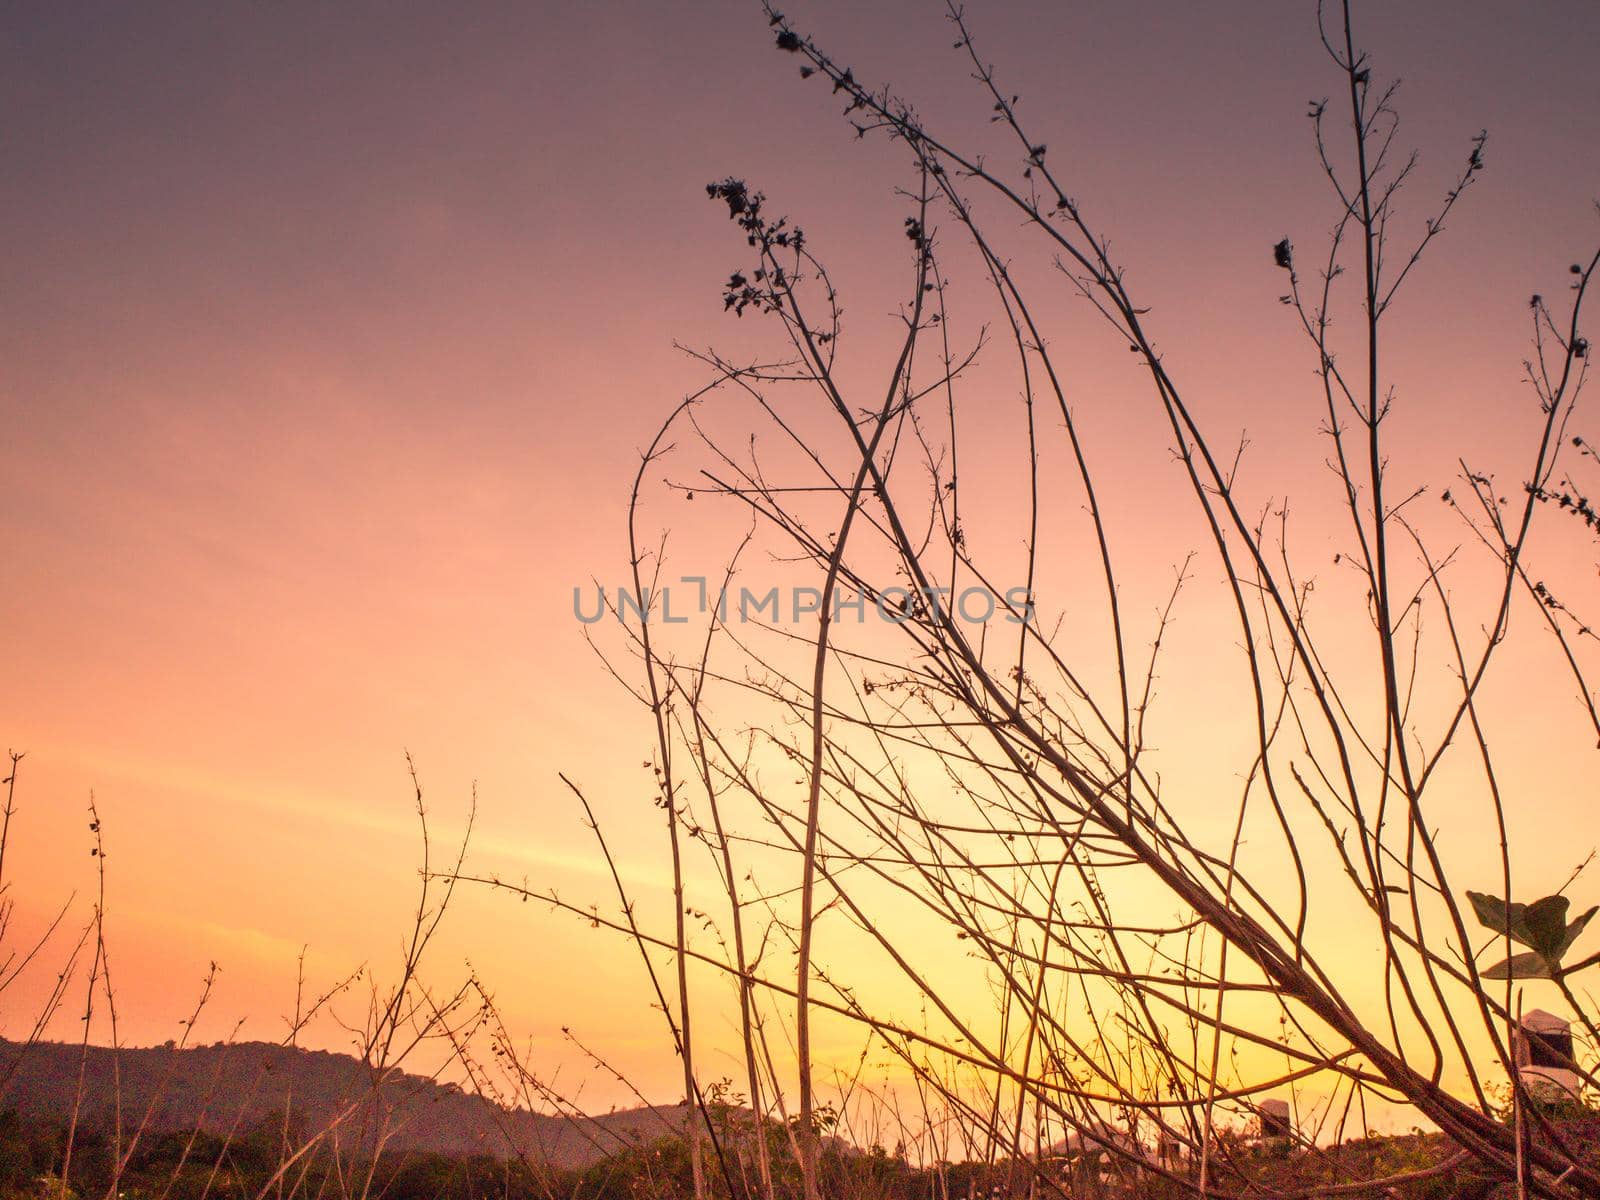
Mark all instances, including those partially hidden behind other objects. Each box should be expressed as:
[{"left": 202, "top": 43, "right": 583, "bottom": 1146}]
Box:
[{"left": 0, "top": 1038, "right": 693, "bottom": 1169}]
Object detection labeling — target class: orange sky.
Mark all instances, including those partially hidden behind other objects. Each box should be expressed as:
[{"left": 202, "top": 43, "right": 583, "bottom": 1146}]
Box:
[{"left": 2, "top": 0, "right": 1598, "bottom": 1118}]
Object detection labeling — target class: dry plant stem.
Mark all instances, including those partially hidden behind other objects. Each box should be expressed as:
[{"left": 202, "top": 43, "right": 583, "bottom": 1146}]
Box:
[
  {"left": 0, "top": 911, "right": 90, "bottom": 1100},
  {"left": 60, "top": 794, "right": 116, "bottom": 1200},
  {"left": 100, "top": 963, "right": 220, "bottom": 1200},
  {"left": 1196, "top": 794, "right": 1253, "bottom": 1200},
  {"left": 624, "top": 386, "right": 738, "bottom": 1200},
  {"left": 558, "top": 774, "right": 738, "bottom": 1200},
  {"left": 0, "top": 751, "right": 21, "bottom": 894},
  {"left": 685, "top": 541, "right": 779, "bottom": 1200},
  {"left": 795, "top": 181, "right": 933, "bottom": 1200}
]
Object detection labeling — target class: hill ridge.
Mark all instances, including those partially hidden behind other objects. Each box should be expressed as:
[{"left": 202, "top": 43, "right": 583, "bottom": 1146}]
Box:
[{"left": 0, "top": 1038, "right": 690, "bottom": 1169}]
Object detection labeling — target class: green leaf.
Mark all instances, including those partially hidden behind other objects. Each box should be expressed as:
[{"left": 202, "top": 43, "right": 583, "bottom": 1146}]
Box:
[
  {"left": 1467, "top": 890, "right": 1509, "bottom": 933},
  {"left": 1483, "top": 951, "right": 1553, "bottom": 980},
  {"left": 1523, "top": 895, "right": 1572, "bottom": 961},
  {"left": 1469, "top": 892, "right": 1595, "bottom": 977},
  {"left": 1557, "top": 906, "right": 1599, "bottom": 962},
  {"left": 1468, "top": 891, "right": 1533, "bottom": 946}
]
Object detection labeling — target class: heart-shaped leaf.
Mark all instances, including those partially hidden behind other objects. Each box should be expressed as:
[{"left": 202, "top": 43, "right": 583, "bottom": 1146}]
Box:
[
  {"left": 1468, "top": 891, "right": 1534, "bottom": 946},
  {"left": 1523, "top": 895, "right": 1572, "bottom": 961},
  {"left": 1483, "top": 951, "right": 1553, "bottom": 980},
  {"left": 1468, "top": 891, "right": 1596, "bottom": 977}
]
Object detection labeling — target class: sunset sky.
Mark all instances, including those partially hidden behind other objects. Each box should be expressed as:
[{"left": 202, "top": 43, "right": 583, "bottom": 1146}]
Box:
[{"left": 3, "top": 0, "right": 1598, "bottom": 1115}]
